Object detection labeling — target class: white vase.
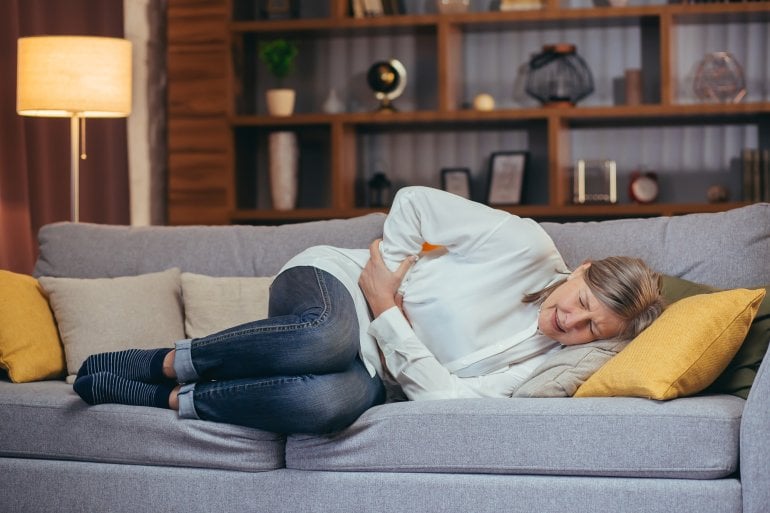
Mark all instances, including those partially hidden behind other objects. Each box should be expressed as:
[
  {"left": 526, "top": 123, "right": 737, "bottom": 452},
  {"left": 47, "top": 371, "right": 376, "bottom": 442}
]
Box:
[
  {"left": 269, "top": 131, "right": 298, "bottom": 210},
  {"left": 322, "top": 88, "right": 345, "bottom": 113},
  {"left": 266, "top": 89, "right": 296, "bottom": 116}
]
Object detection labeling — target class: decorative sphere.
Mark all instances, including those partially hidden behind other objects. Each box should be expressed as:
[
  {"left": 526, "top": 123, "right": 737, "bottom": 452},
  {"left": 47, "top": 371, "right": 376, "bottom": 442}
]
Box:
[
  {"left": 473, "top": 93, "right": 495, "bottom": 111},
  {"left": 367, "top": 62, "right": 400, "bottom": 94}
]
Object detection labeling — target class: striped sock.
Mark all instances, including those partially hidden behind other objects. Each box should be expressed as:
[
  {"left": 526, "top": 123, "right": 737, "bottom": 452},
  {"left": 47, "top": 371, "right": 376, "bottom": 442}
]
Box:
[
  {"left": 76, "top": 348, "right": 172, "bottom": 383},
  {"left": 73, "top": 372, "right": 174, "bottom": 408}
]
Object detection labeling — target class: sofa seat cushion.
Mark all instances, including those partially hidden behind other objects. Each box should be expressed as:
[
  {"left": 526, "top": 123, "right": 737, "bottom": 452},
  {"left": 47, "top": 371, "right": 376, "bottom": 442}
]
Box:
[
  {"left": 0, "top": 380, "right": 284, "bottom": 472},
  {"left": 286, "top": 396, "right": 743, "bottom": 479}
]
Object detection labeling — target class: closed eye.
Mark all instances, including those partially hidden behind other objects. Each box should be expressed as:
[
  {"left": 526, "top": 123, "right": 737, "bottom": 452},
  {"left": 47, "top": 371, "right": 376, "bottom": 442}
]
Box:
[{"left": 581, "top": 293, "right": 598, "bottom": 336}]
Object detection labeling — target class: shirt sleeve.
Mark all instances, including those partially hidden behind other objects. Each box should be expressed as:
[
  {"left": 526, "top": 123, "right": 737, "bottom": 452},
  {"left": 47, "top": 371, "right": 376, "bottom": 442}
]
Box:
[
  {"left": 368, "top": 307, "right": 486, "bottom": 400},
  {"left": 380, "top": 186, "right": 511, "bottom": 268}
]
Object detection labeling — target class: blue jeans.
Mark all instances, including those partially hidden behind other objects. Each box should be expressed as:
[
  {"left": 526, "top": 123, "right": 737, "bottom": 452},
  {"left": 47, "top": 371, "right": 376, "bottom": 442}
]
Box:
[{"left": 174, "top": 266, "right": 385, "bottom": 434}]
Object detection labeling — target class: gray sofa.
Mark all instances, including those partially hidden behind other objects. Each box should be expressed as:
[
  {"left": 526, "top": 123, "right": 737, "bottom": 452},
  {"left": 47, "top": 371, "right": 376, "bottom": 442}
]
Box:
[{"left": 2, "top": 204, "right": 769, "bottom": 513}]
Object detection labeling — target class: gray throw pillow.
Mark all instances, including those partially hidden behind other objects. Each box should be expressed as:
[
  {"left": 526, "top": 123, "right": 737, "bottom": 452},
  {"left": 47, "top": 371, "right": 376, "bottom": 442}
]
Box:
[
  {"left": 512, "top": 339, "right": 628, "bottom": 398},
  {"left": 39, "top": 268, "right": 184, "bottom": 382}
]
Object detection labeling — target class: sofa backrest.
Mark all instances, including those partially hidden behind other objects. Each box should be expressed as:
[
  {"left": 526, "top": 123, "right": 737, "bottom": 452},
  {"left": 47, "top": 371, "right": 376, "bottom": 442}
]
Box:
[
  {"left": 541, "top": 203, "right": 770, "bottom": 289},
  {"left": 34, "top": 214, "right": 387, "bottom": 278},
  {"left": 35, "top": 203, "right": 770, "bottom": 289}
]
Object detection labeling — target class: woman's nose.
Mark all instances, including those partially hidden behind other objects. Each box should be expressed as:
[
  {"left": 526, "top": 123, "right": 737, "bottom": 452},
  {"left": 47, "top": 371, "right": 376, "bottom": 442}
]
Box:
[{"left": 564, "top": 311, "right": 590, "bottom": 329}]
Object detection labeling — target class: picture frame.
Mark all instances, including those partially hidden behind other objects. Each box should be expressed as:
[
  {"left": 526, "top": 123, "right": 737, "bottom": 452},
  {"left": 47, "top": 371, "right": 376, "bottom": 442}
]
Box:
[
  {"left": 487, "top": 152, "right": 527, "bottom": 205},
  {"left": 573, "top": 159, "right": 617, "bottom": 204},
  {"left": 441, "top": 168, "right": 472, "bottom": 199}
]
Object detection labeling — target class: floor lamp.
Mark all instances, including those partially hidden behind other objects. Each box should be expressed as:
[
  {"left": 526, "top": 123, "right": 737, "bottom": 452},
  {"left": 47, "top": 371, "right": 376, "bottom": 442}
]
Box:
[{"left": 16, "top": 36, "right": 132, "bottom": 222}]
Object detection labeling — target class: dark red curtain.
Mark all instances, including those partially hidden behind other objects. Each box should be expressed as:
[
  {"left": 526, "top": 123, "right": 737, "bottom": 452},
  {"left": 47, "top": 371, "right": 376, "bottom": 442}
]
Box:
[{"left": 0, "top": 0, "right": 130, "bottom": 274}]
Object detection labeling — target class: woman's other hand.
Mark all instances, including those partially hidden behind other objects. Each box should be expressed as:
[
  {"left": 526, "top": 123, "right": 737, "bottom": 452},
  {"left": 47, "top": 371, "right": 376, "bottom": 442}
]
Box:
[{"left": 359, "top": 239, "right": 416, "bottom": 318}]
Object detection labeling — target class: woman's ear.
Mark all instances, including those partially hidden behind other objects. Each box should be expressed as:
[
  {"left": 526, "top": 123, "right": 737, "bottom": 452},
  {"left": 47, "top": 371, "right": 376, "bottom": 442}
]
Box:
[{"left": 568, "top": 262, "right": 592, "bottom": 280}]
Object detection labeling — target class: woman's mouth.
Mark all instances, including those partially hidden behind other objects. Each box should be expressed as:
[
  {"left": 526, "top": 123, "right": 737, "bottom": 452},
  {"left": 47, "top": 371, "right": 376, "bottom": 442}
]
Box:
[{"left": 552, "top": 309, "right": 564, "bottom": 333}]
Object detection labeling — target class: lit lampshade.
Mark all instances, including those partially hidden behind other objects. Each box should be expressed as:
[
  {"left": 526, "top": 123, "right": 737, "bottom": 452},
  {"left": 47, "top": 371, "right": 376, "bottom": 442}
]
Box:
[
  {"left": 17, "top": 36, "right": 132, "bottom": 117},
  {"left": 16, "top": 35, "right": 132, "bottom": 222}
]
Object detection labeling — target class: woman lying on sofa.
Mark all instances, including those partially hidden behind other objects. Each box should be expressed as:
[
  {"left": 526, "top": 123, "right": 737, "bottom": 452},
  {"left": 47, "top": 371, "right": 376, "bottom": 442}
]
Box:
[{"left": 73, "top": 186, "right": 665, "bottom": 434}]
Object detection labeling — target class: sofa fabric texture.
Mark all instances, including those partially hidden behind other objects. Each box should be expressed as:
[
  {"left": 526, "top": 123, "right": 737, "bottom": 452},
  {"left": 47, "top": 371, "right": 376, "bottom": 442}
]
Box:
[
  {"left": 34, "top": 214, "right": 388, "bottom": 279},
  {"left": 0, "top": 380, "right": 284, "bottom": 472},
  {"left": 3, "top": 202, "right": 768, "bottom": 513},
  {"left": 286, "top": 395, "right": 743, "bottom": 479}
]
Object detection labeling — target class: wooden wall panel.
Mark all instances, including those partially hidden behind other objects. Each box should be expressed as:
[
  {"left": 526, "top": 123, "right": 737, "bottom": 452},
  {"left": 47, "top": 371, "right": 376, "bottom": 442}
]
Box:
[{"left": 166, "top": 0, "right": 231, "bottom": 225}]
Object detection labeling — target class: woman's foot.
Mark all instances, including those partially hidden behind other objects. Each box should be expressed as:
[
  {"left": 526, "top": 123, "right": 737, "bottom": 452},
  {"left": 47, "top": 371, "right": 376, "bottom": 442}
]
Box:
[
  {"left": 76, "top": 348, "right": 174, "bottom": 383},
  {"left": 73, "top": 371, "right": 176, "bottom": 408}
]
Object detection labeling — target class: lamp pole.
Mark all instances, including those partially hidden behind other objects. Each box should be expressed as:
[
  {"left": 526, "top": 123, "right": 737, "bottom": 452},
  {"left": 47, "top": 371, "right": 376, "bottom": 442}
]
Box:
[{"left": 70, "top": 114, "right": 81, "bottom": 223}]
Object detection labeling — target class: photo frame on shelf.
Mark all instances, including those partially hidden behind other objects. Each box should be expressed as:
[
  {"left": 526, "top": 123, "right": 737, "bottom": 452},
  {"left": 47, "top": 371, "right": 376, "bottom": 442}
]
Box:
[
  {"left": 573, "top": 159, "right": 618, "bottom": 204},
  {"left": 441, "top": 168, "right": 472, "bottom": 199},
  {"left": 487, "top": 152, "right": 527, "bottom": 205}
]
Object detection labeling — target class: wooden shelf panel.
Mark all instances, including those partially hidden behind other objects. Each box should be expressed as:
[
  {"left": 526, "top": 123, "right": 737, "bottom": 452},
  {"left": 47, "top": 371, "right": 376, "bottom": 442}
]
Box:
[
  {"left": 230, "top": 102, "right": 770, "bottom": 127},
  {"left": 517, "top": 201, "right": 752, "bottom": 219},
  {"left": 228, "top": 3, "right": 770, "bottom": 33},
  {"left": 229, "top": 15, "right": 440, "bottom": 34}
]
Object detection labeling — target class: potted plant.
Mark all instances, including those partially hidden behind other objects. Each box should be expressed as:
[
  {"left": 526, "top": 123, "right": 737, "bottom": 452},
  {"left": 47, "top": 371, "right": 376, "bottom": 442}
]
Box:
[{"left": 259, "top": 39, "right": 298, "bottom": 116}]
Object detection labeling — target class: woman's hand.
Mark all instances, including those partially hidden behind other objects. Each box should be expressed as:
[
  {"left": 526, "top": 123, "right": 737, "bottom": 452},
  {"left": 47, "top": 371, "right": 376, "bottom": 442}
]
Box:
[{"left": 359, "top": 239, "right": 416, "bottom": 318}]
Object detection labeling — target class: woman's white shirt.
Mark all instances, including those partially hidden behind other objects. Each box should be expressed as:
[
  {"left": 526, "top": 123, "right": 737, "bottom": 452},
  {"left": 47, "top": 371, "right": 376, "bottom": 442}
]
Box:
[{"left": 281, "top": 186, "right": 568, "bottom": 401}]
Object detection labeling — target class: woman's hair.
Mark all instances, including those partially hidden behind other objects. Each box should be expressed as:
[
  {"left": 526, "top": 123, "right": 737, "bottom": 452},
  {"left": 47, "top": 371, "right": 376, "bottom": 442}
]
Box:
[{"left": 523, "top": 256, "right": 665, "bottom": 341}]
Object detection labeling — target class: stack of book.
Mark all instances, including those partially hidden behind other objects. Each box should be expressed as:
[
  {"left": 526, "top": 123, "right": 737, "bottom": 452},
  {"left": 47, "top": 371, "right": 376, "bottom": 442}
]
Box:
[
  {"left": 350, "top": 0, "right": 405, "bottom": 17},
  {"left": 499, "top": 0, "right": 544, "bottom": 10},
  {"left": 742, "top": 148, "right": 770, "bottom": 203}
]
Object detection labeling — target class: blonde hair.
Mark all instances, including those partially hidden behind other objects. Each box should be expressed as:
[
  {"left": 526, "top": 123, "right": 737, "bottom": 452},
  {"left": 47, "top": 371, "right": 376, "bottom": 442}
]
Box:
[{"left": 523, "top": 256, "right": 665, "bottom": 341}]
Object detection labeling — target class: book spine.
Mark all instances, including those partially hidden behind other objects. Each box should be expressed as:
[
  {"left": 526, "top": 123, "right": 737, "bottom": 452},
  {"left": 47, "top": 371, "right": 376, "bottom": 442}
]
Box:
[{"left": 351, "top": 0, "right": 364, "bottom": 18}]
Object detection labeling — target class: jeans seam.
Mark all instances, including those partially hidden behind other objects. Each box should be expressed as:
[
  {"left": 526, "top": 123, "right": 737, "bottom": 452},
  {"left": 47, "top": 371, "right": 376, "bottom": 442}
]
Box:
[
  {"left": 195, "top": 377, "right": 306, "bottom": 399},
  {"left": 192, "top": 267, "right": 333, "bottom": 349}
]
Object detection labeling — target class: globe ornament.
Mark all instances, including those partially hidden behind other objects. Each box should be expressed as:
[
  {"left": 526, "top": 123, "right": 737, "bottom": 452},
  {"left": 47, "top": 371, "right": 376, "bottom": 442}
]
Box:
[{"left": 366, "top": 59, "right": 407, "bottom": 112}]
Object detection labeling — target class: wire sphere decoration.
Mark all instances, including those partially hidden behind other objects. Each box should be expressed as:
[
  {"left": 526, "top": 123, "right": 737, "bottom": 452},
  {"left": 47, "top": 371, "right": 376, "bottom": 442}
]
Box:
[
  {"left": 693, "top": 52, "right": 746, "bottom": 104},
  {"left": 525, "top": 44, "right": 594, "bottom": 106}
]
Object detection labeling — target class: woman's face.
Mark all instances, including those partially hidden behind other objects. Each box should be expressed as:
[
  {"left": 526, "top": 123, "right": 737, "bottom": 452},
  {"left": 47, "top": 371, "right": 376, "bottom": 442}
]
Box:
[{"left": 537, "top": 264, "right": 625, "bottom": 346}]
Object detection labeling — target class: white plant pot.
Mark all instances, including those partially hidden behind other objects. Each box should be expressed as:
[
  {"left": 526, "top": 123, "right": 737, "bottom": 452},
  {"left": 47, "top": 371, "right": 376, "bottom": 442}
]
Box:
[
  {"left": 269, "top": 131, "right": 298, "bottom": 210},
  {"left": 266, "top": 89, "right": 296, "bottom": 116}
]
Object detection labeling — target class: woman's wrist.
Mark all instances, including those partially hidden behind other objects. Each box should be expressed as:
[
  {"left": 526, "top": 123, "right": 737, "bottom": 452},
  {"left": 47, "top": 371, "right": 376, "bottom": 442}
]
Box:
[{"left": 370, "top": 299, "right": 397, "bottom": 318}]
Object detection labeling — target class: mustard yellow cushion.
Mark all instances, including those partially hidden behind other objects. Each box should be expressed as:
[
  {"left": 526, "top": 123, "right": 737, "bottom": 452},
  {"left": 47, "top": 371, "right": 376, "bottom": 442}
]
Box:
[
  {"left": 575, "top": 288, "right": 766, "bottom": 400},
  {"left": 0, "top": 270, "right": 65, "bottom": 382}
]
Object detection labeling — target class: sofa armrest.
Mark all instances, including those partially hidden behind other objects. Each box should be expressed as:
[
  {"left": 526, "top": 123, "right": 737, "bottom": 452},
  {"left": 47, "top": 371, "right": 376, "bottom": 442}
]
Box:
[{"left": 740, "top": 349, "right": 770, "bottom": 513}]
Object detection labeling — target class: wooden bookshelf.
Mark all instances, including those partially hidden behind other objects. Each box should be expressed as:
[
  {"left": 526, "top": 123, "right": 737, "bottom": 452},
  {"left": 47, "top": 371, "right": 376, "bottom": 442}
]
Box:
[{"left": 167, "top": 0, "right": 770, "bottom": 225}]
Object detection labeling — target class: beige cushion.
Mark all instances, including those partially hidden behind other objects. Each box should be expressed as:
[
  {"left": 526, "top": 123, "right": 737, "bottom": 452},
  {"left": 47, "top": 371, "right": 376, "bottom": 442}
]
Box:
[
  {"left": 39, "top": 269, "right": 184, "bottom": 382},
  {"left": 181, "top": 273, "right": 274, "bottom": 339}
]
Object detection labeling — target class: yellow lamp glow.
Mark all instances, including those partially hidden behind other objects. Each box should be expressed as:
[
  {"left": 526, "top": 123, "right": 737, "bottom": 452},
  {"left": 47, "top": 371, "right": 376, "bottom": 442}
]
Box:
[{"left": 17, "top": 36, "right": 132, "bottom": 221}]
